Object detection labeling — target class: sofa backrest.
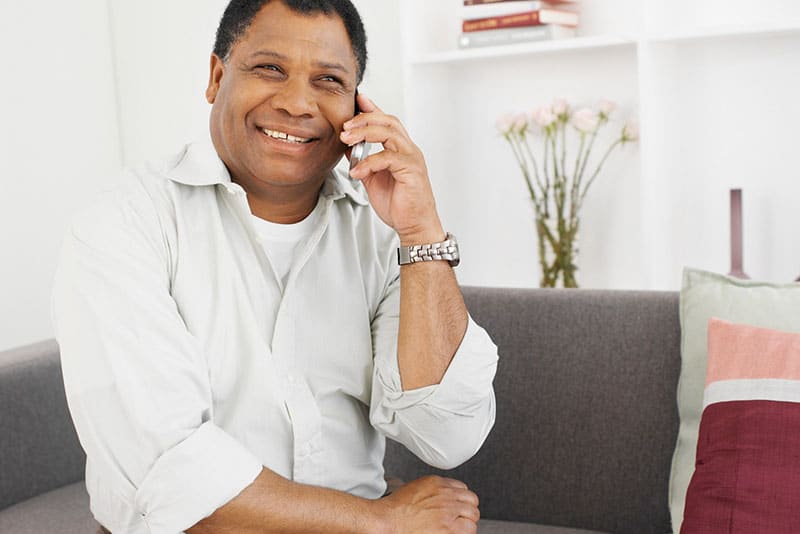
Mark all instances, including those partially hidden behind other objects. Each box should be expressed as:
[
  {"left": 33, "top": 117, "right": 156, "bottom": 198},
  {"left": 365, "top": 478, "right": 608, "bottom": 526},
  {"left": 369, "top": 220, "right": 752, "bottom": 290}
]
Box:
[
  {"left": 383, "top": 287, "right": 681, "bottom": 534},
  {"left": 0, "top": 339, "right": 85, "bottom": 511},
  {"left": 1, "top": 287, "right": 682, "bottom": 532}
]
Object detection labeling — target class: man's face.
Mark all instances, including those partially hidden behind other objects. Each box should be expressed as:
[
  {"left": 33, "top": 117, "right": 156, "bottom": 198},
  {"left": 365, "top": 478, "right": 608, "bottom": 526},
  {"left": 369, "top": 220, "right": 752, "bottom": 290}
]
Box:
[{"left": 206, "top": 1, "right": 358, "bottom": 193}]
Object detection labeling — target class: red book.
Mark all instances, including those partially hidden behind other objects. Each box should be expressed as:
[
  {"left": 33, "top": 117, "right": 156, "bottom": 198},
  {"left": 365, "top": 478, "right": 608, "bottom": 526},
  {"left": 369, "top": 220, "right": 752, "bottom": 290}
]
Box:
[{"left": 462, "top": 9, "right": 578, "bottom": 32}]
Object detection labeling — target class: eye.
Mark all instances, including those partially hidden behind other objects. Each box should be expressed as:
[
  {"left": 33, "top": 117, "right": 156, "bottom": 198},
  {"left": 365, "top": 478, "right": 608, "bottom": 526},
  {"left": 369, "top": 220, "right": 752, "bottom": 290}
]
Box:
[
  {"left": 254, "top": 64, "right": 284, "bottom": 78},
  {"left": 317, "top": 75, "right": 346, "bottom": 92}
]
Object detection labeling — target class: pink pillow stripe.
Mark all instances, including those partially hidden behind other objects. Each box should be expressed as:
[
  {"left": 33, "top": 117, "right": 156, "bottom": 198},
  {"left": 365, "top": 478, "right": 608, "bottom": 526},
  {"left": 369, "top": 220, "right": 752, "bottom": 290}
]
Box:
[{"left": 705, "top": 318, "right": 800, "bottom": 386}]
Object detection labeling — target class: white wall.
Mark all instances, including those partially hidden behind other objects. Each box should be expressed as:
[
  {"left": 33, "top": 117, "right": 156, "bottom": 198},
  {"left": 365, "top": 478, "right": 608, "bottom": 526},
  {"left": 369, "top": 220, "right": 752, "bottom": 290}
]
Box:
[
  {"left": 0, "top": 1, "right": 121, "bottom": 351},
  {"left": 107, "top": 0, "right": 228, "bottom": 166}
]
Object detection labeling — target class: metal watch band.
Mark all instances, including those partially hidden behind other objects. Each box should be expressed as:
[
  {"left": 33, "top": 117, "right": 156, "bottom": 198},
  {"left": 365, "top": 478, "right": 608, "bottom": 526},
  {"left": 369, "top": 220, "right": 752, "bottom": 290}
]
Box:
[{"left": 397, "top": 232, "right": 460, "bottom": 267}]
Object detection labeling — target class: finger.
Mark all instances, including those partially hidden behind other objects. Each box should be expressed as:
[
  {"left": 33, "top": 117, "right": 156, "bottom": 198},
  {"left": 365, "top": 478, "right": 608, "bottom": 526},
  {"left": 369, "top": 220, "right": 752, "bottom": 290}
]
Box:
[
  {"left": 455, "top": 502, "right": 480, "bottom": 524},
  {"left": 439, "top": 477, "right": 469, "bottom": 491},
  {"left": 345, "top": 113, "right": 411, "bottom": 146},
  {"left": 349, "top": 150, "right": 422, "bottom": 184},
  {"left": 436, "top": 487, "right": 479, "bottom": 510},
  {"left": 345, "top": 112, "right": 409, "bottom": 138},
  {"left": 454, "top": 517, "right": 479, "bottom": 534},
  {"left": 340, "top": 123, "right": 414, "bottom": 154},
  {"left": 456, "top": 489, "right": 479, "bottom": 508},
  {"left": 356, "top": 92, "right": 381, "bottom": 114}
]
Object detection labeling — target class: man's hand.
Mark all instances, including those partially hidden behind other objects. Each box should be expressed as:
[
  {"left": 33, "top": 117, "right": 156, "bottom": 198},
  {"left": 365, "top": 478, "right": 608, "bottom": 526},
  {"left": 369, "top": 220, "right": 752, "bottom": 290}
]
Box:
[
  {"left": 341, "top": 94, "right": 445, "bottom": 245},
  {"left": 376, "top": 476, "right": 480, "bottom": 533}
]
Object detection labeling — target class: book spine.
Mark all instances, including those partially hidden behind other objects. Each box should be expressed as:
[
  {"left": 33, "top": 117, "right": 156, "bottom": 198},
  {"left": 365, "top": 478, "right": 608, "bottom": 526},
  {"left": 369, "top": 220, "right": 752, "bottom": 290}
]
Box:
[
  {"left": 461, "top": 1, "right": 542, "bottom": 20},
  {"left": 458, "top": 26, "right": 555, "bottom": 48},
  {"left": 463, "top": 11, "right": 542, "bottom": 33}
]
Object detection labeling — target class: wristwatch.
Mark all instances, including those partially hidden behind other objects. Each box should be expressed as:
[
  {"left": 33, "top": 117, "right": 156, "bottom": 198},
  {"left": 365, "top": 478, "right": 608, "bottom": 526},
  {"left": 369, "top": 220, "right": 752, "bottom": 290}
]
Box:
[{"left": 397, "top": 232, "right": 460, "bottom": 267}]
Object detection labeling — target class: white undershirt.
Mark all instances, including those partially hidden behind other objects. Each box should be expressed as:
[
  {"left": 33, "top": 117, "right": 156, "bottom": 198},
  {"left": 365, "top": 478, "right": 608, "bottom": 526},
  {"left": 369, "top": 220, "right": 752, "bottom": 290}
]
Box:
[{"left": 250, "top": 203, "right": 321, "bottom": 288}]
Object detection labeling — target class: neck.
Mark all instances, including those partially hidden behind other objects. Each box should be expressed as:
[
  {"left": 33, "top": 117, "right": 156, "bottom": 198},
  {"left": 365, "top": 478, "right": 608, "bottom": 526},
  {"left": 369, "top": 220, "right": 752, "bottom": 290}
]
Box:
[{"left": 242, "top": 182, "right": 322, "bottom": 223}]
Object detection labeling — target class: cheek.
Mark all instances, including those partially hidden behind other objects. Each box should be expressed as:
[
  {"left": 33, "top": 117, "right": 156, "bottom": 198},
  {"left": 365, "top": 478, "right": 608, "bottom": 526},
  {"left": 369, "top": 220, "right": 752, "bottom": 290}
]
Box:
[{"left": 323, "top": 100, "right": 357, "bottom": 130}]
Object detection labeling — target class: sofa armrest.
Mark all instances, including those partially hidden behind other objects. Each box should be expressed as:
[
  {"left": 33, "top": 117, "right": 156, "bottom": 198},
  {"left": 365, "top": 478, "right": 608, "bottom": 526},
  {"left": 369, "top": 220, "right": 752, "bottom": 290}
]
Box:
[{"left": 0, "top": 339, "right": 85, "bottom": 511}]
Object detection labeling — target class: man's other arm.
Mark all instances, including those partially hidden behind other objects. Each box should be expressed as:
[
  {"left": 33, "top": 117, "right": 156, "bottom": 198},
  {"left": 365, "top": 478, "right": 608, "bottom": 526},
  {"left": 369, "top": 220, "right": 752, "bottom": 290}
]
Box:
[{"left": 188, "top": 469, "right": 479, "bottom": 534}]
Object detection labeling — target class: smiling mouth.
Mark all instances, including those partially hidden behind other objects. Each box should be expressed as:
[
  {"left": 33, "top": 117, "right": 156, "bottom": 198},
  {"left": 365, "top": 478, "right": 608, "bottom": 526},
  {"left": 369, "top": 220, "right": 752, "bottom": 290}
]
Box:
[{"left": 261, "top": 128, "right": 315, "bottom": 144}]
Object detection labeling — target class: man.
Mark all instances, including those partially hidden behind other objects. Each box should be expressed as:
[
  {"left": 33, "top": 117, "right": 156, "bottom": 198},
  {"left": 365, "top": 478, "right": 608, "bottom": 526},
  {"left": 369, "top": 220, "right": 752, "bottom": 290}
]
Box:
[{"left": 53, "top": 1, "right": 498, "bottom": 532}]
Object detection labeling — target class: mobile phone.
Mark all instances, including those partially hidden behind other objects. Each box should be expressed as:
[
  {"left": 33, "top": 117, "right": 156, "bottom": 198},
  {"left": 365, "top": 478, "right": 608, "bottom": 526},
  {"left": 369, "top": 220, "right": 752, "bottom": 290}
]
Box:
[{"left": 349, "top": 90, "right": 369, "bottom": 171}]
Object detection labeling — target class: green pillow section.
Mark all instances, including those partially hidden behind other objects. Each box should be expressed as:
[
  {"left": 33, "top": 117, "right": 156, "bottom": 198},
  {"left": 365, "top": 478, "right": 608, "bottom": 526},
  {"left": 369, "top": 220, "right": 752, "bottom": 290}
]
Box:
[{"left": 669, "top": 268, "right": 800, "bottom": 533}]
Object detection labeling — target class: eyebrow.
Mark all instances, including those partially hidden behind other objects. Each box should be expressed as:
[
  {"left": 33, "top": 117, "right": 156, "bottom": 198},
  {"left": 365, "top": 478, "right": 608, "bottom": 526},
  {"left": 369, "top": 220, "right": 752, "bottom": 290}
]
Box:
[{"left": 249, "top": 50, "right": 352, "bottom": 75}]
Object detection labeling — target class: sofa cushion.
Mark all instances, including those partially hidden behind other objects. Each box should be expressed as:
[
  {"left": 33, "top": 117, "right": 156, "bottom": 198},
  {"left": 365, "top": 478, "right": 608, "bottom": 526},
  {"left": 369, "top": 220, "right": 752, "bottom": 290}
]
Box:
[
  {"left": 681, "top": 319, "right": 800, "bottom": 532},
  {"left": 0, "top": 339, "right": 85, "bottom": 511},
  {"left": 670, "top": 269, "right": 800, "bottom": 532},
  {"left": 0, "top": 482, "right": 97, "bottom": 534},
  {"left": 0, "top": 482, "right": 608, "bottom": 534},
  {"left": 479, "top": 519, "right": 608, "bottom": 533}
]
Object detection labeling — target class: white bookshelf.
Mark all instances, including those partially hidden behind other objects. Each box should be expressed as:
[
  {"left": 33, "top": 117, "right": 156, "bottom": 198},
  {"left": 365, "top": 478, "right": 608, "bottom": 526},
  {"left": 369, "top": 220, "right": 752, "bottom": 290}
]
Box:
[
  {"left": 409, "top": 35, "right": 635, "bottom": 65},
  {"left": 646, "top": 22, "right": 800, "bottom": 44},
  {"left": 399, "top": 0, "right": 800, "bottom": 289}
]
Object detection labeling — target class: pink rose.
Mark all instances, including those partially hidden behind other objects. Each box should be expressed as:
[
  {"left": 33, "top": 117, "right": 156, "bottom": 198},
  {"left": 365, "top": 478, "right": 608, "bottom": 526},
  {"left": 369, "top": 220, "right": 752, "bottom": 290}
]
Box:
[
  {"left": 495, "top": 113, "right": 515, "bottom": 134},
  {"left": 530, "top": 106, "right": 557, "bottom": 128},
  {"left": 598, "top": 100, "right": 617, "bottom": 118},
  {"left": 622, "top": 121, "right": 640, "bottom": 142},
  {"left": 572, "top": 108, "right": 599, "bottom": 133},
  {"left": 552, "top": 98, "right": 569, "bottom": 116},
  {"left": 513, "top": 113, "right": 529, "bottom": 132}
]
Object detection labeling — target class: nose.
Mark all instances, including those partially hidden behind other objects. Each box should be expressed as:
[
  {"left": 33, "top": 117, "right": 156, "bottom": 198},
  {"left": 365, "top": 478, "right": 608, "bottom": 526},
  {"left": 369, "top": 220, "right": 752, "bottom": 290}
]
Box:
[{"left": 270, "top": 77, "right": 316, "bottom": 117}]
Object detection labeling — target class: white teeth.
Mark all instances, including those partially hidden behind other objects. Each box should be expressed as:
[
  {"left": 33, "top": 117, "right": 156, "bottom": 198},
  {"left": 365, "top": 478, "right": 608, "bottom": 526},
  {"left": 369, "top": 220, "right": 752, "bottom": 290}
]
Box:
[{"left": 262, "top": 128, "right": 311, "bottom": 144}]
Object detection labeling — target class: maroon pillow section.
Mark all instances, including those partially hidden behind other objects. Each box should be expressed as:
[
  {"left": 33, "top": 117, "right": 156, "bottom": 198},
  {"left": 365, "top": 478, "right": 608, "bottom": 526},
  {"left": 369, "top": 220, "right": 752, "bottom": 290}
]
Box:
[{"left": 681, "top": 400, "right": 800, "bottom": 533}]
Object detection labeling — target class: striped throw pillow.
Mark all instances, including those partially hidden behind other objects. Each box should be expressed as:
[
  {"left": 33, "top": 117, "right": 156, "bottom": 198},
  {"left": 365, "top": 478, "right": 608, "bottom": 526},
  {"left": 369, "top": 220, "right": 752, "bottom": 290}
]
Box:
[{"left": 681, "top": 318, "right": 800, "bottom": 533}]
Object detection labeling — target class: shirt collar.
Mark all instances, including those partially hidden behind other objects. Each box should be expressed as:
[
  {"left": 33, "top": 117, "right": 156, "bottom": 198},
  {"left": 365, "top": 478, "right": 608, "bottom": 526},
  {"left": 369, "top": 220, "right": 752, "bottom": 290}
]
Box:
[{"left": 166, "top": 136, "right": 369, "bottom": 206}]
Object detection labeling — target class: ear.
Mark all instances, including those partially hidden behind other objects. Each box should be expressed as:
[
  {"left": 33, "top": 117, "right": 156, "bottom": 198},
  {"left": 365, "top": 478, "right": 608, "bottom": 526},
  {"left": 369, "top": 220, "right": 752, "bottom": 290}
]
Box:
[{"left": 206, "top": 54, "right": 225, "bottom": 104}]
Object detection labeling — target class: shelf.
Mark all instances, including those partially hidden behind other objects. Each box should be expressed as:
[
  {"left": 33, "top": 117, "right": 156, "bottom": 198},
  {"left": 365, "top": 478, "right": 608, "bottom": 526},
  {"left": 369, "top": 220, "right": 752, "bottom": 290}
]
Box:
[
  {"left": 408, "top": 35, "right": 636, "bottom": 66},
  {"left": 646, "top": 22, "right": 800, "bottom": 44},
  {"left": 407, "top": 23, "right": 800, "bottom": 66}
]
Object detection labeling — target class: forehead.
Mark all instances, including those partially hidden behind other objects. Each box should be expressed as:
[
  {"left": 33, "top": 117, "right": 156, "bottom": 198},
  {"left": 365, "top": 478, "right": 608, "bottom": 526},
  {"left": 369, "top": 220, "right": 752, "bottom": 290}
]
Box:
[{"left": 233, "top": 1, "right": 356, "bottom": 69}]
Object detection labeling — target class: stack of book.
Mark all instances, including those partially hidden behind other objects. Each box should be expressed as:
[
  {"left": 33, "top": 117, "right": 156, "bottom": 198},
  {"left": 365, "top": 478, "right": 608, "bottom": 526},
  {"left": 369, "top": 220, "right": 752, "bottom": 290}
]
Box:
[{"left": 458, "top": 0, "right": 579, "bottom": 49}]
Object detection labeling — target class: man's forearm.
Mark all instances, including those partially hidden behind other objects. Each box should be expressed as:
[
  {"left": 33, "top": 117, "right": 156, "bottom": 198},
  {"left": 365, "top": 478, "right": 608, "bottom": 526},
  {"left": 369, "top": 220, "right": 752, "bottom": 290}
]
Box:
[
  {"left": 397, "top": 256, "right": 468, "bottom": 391},
  {"left": 187, "top": 468, "right": 385, "bottom": 534}
]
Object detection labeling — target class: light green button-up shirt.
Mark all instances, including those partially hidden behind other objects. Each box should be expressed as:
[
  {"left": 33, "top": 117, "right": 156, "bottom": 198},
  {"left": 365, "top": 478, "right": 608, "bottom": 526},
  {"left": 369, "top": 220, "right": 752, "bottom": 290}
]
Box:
[{"left": 53, "top": 139, "right": 498, "bottom": 534}]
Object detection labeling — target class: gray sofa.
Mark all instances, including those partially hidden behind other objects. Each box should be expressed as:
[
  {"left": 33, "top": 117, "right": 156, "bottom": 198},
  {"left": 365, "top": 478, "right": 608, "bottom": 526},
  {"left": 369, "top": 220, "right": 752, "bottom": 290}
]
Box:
[{"left": 0, "top": 287, "right": 680, "bottom": 533}]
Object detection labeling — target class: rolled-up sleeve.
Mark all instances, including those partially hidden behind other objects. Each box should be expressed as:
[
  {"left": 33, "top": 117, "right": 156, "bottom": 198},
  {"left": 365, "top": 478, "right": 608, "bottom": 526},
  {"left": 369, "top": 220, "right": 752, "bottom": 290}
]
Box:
[
  {"left": 369, "top": 274, "right": 499, "bottom": 470},
  {"left": 52, "top": 189, "right": 262, "bottom": 533}
]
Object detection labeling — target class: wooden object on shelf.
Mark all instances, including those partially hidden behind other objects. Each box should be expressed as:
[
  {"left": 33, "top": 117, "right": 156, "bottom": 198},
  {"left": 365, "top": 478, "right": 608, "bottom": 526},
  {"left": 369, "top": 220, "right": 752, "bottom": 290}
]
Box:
[{"left": 728, "top": 188, "right": 749, "bottom": 279}]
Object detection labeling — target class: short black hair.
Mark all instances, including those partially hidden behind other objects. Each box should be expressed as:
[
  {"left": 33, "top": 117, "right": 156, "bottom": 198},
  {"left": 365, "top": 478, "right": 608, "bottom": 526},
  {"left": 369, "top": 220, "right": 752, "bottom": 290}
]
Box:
[{"left": 213, "top": 0, "right": 368, "bottom": 84}]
